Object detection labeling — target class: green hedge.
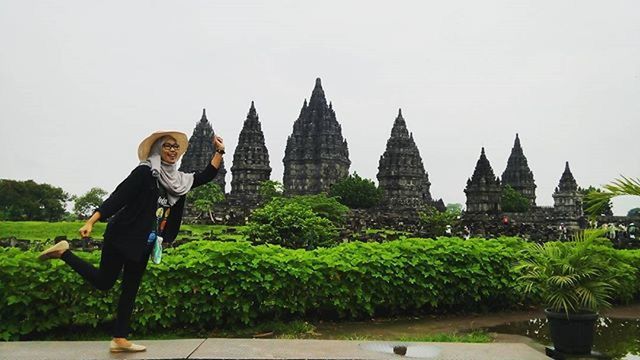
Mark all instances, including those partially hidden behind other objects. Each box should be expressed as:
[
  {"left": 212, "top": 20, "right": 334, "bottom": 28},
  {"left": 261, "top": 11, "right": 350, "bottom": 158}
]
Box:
[{"left": 1, "top": 237, "right": 639, "bottom": 340}]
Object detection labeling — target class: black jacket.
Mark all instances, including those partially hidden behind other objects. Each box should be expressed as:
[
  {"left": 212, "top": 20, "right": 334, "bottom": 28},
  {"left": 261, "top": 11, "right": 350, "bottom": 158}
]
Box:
[{"left": 96, "top": 163, "right": 218, "bottom": 261}]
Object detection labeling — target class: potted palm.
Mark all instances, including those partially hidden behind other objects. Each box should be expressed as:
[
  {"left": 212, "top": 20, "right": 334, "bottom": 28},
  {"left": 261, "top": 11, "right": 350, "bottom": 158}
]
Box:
[
  {"left": 515, "top": 230, "right": 628, "bottom": 355},
  {"left": 516, "top": 175, "right": 639, "bottom": 354}
]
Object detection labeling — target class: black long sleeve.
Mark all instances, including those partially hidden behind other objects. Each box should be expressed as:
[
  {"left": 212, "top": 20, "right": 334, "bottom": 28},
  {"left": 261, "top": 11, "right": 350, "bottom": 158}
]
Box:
[
  {"left": 96, "top": 166, "right": 148, "bottom": 220},
  {"left": 192, "top": 163, "right": 219, "bottom": 189}
]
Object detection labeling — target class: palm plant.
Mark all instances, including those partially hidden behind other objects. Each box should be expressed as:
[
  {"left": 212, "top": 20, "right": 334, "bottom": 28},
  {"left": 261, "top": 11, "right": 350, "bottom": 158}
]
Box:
[
  {"left": 584, "top": 176, "right": 640, "bottom": 216},
  {"left": 515, "top": 229, "right": 625, "bottom": 314}
]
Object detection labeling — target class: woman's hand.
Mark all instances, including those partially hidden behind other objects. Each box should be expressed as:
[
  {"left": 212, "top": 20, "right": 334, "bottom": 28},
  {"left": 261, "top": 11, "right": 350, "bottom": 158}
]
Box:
[
  {"left": 79, "top": 211, "right": 101, "bottom": 238},
  {"left": 79, "top": 223, "right": 93, "bottom": 238},
  {"left": 213, "top": 135, "right": 224, "bottom": 153}
]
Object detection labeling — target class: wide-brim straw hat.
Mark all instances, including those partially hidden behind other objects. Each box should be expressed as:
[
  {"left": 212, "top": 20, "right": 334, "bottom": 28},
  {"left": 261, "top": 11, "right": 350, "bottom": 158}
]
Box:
[{"left": 137, "top": 130, "right": 189, "bottom": 161}]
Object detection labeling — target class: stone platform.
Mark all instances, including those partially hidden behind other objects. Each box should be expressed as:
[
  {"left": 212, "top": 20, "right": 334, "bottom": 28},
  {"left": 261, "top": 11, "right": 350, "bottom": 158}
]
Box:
[{"left": 0, "top": 338, "right": 549, "bottom": 360}]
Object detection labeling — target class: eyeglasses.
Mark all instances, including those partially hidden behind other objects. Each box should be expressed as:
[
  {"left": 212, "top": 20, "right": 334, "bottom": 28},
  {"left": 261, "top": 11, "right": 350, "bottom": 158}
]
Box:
[{"left": 162, "top": 143, "right": 180, "bottom": 151}]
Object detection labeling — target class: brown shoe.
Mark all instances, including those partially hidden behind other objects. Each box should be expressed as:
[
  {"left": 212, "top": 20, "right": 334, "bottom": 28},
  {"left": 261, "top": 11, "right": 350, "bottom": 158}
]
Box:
[
  {"left": 38, "top": 241, "right": 69, "bottom": 260},
  {"left": 109, "top": 339, "right": 146, "bottom": 352}
]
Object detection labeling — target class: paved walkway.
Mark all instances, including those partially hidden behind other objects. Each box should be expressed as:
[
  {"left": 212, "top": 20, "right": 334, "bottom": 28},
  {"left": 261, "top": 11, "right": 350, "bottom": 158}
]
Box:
[{"left": 0, "top": 338, "right": 549, "bottom": 360}]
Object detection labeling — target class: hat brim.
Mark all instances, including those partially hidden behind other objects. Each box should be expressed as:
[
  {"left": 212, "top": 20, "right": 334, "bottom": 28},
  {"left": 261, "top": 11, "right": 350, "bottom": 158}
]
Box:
[{"left": 138, "top": 130, "right": 189, "bottom": 161}]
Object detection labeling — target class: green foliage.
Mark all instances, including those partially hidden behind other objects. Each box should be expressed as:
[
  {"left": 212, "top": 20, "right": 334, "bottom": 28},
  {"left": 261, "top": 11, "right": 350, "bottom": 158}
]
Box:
[
  {"left": 581, "top": 186, "right": 614, "bottom": 216},
  {"left": 245, "top": 198, "right": 338, "bottom": 249},
  {"left": 186, "top": 182, "right": 225, "bottom": 222},
  {"left": 501, "top": 185, "right": 530, "bottom": 213},
  {"left": 73, "top": 187, "right": 108, "bottom": 219},
  {"left": 584, "top": 176, "right": 640, "bottom": 217},
  {"left": 0, "top": 179, "right": 70, "bottom": 221},
  {"left": 258, "top": 180, "right": 283, "bottom": 201},
  {"left": 628, "top": 208, "right": 640, "bottom": 217},
  {"left": 0, "top": 237, "right": 516, "bottom": 340},
  {"left": 418, "top": 206, "right": 459, "bottom": 238},
  {"left": 515, "top": 230, "right": 636, "bottom": 314},
  {"left": 292, "top": 194, "right": 349, "bottom": 225},
  {"left": 1, "top": 237, "right": 639, "bottom": 340},
  {"left": 329, "top": 172, "right": 382, "bottom": 209},
  {"left": 445, "top": 203, "right": 463, "bottom": 214}
]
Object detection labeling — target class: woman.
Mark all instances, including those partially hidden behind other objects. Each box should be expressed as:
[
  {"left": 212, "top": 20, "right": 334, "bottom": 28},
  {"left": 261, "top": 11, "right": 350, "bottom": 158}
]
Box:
[{"left": 38, "top": 130, "right": 224, "bottom": 352}]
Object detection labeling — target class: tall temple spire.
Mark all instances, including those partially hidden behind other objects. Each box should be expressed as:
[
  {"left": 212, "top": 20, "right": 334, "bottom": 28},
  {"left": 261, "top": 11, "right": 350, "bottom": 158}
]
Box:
[
  {"left": 377, "top": 110, "right": 434, "bottom": 210},
  {"left": 465, "top": 147, "right": 502, "bottom": 214},
  {"left": 308, "top": 77, "right": 327, "bottom": 109},
  {"left": 180, "top": 108, "right": 226, "bottom": 191},
  {"left": 248, "top": 101, "right": 257, "bottom": 117},
  {"left": 501, "top": 133, "right": 537, "bottom": 205},
  {"left": 283, "top": 78, "right": 350, "bottom": 195},
  {"left": 229, "top": 101, "right": 272, "bottom": 205}
]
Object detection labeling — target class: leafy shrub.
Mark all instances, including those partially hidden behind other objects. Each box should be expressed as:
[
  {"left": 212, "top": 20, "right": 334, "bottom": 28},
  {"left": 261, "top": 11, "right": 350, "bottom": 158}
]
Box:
[
  {"left": 329, "top": 173, "right": 382, "bottom": 209},
  {"left": 245, "top": 199, "right": 337, "bottom": 249},
  {"left": 287, "top": 194, "right": 349, "bottom": 225},
  {"left": 1, "top": 238, "right": 638, "bottom": 341},
  {"left": 258, "top": 180, "right": 284, "bottom": 201},
  {"left": 245, "top": 194, "right": 348, "bottom": 249}
]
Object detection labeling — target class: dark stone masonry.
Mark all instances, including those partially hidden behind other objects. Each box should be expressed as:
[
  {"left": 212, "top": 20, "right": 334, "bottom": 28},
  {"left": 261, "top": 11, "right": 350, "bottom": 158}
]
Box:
[
  {"left": 283, "top": 78, "right": 351, "bottom": 195},
  {"left": 501, "top": 134, "right": 536, "bottom": 205},
  {"left": 376, "top": 109, "right": 436, "bottom": 211},
  {"left": 173, "top": 77, "right": 630, "bottom": 239},
  {"left": 464, "top": 147, "right": 502, "bottom": 214},
  {"left": 179, "top": 109, "right": 226, "bottom": 191},
  {"left": 228, "top": 101, "right": 272, "bottom": 207}
]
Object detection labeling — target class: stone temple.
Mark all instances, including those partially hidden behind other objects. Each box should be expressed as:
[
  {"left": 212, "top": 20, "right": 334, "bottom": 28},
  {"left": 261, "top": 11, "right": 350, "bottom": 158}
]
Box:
[
  {"left": 501, "top": 134, "right": 536, "bottom": 205},
  {"left": 229, "top": 101, "right": 272, "bottom": 206},
  {"left": 180, "top": 109, "right": 226, "bottom": 191},
  {"left": 465, "top": 147, "right": 502, "bottom": 214},
  {"left": 377, "top": 109, "right": 434, "bottom": 210},
  {"left": 283, "top": 78, "right": 351, "bottom": 195},
  {"left": 553, "top": 161, "right": 583, "bottom": 218}
]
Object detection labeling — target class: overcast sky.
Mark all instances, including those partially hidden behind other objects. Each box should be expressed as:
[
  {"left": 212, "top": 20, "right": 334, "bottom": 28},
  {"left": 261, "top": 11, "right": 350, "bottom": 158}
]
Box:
[{"left": 1, "top": 1, "right": 639, "bottom": 215}]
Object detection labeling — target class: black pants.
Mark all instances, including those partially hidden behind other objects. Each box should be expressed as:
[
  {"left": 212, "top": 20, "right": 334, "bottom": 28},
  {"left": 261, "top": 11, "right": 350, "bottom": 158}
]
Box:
[{"left": 61, "top": 242, "right": 149, "bottom": 338}]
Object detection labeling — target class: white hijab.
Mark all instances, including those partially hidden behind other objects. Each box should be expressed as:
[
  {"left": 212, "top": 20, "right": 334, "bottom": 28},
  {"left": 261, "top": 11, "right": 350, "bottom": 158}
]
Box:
[{"left": 140, "top": 136, "right": 194, "bottom": 206}]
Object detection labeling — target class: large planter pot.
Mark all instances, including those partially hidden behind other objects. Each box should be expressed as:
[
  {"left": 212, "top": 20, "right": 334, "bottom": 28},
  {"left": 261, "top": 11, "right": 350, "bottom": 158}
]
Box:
[{"left": 545, "top": 309, "right": 598, "bottom": 355}]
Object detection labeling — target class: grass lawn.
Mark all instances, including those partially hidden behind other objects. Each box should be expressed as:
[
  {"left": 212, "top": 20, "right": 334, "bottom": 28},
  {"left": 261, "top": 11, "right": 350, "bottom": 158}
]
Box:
[{"left": 0, "top": 221, "right": 247, "bottom": 242}]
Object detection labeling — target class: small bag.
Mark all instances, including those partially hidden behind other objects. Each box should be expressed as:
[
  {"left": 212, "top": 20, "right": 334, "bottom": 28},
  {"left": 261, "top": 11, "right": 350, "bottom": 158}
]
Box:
[{"left": 152, "top": 236, "right": 163, "bottom": 264}]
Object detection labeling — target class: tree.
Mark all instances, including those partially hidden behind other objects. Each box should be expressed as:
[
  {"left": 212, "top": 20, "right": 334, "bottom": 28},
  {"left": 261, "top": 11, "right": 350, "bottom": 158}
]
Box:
[
  {"left": 258, "top": 180, "right": 283, "bottom": 201},
  {"left": 580, "top": 186, "right": 614, "bottom": 216},
  {"left": 585, "top": 176, "right": 640, "bottom": 216},
  {"left": 418, "top": 205, "right": 460, "bottom": 238},
  {"left": 501, "top": 185, "right": 530, "bottom": 213},
  {"left": 246, "top": 197, "right": 338, "bottom": 249},
  {"left": 0, "top": 179, "right": 70, "bottom": 221},
  {"left": 446, "top": 203, "right": 463, "bottom": 214},
  {"left": 290, "top": 194, "right": 349, "bottom": 225},
  {"left": 73, "top": 187, "right": 108, "bottom": 219},
  {"left": 329, "top": 172, "right": 382, "bottom": 209},
  {"left": 628, "top": 208, "right": 640, "bottom": 217},
  {"left": 186, "top": 182, "right": 225, "bottom": 222}
]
